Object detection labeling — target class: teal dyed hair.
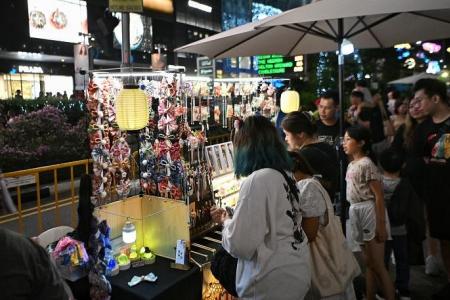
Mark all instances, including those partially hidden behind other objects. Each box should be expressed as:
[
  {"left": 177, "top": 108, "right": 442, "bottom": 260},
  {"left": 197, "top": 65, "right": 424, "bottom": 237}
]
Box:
[{"left": 233, "top": 115, "right": 292, "bottom": 178}]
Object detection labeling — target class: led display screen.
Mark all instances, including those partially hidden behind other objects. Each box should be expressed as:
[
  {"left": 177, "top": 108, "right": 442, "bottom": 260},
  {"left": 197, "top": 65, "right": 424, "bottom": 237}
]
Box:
[{"left": 28, "top": 0, "right": 88, "bottom": 44}]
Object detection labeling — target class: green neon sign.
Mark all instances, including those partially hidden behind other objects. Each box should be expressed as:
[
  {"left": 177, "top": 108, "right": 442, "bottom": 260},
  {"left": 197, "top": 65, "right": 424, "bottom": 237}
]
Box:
[
  {"left": 257, "top": 54, "right": 296, "bottom": 75},
  {"left": 258, "top": 68, "right": 286, "bottom": 75}
]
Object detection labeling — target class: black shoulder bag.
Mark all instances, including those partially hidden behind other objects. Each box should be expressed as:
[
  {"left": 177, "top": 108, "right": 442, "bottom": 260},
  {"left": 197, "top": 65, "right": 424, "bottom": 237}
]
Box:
[{"left": 210, "top": 168, "right": 301, "bottom": 297}]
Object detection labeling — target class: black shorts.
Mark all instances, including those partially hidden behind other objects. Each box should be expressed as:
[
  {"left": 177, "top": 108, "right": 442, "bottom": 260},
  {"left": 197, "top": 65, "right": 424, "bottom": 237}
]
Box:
[{"left": 425, "top": 191, "right": 450, "bottom": 241}]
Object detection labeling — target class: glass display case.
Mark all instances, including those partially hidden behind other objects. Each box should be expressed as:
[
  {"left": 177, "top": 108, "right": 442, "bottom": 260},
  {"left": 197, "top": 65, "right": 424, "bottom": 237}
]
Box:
[{"left": 205, "top": 142, "right": 241, "bottom": 209}]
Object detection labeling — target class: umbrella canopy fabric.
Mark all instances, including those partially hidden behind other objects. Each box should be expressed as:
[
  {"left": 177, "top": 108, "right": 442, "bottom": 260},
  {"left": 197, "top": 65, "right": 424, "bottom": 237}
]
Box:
[
  {"left": 175, "top": 0, "right": 450, "bottom": 58},
  {"left": 174, "top": 14, "right": 282, "bottom": 58},
  {"left": 388, "top": 72, "right": 438, "bottom": 85}
]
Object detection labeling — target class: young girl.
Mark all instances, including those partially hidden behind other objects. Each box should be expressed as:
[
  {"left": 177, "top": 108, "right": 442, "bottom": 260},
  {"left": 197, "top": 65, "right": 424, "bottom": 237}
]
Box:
[
  {"left": 343, "top": 125, "right": 395, "bottom": 300},
  {"left": 290, "top": 149, "right": 358, "bottom": 300}
]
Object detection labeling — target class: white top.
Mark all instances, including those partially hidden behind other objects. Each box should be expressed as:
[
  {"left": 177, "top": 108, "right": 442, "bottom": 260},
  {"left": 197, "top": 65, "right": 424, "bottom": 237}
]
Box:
[
  {"left": 346, "top": 157, "right": 381, "bottom": 204},
  {"left": 297, "top": 178, "right": 327, "bottom": 224},
  {"left": 222, "top": 168, "right": 311, "bottom": 300}
]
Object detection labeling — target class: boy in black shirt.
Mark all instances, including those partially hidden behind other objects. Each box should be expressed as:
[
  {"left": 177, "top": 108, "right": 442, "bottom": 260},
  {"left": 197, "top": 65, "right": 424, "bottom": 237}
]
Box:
[
  {"left": 412, "top": 78, "right": 450, "bottom": 300},
  {"left": 380, "top": 149, "right": 425, "bottom": 299}
]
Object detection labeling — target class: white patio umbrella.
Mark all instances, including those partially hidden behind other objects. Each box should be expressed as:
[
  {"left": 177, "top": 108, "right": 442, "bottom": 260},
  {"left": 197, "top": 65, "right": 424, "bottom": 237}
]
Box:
[
  {"left": 175, "top": 0, "right": 450, "bottom": 133},
  {"left": 388, "top": 72, "right": 438, "bottom": 85},
  {"left": 176, "top": 0, "right": 450, "bottom": 58},
  {"left": 175, "top": 0, "right": 450, "bottom": 219}
]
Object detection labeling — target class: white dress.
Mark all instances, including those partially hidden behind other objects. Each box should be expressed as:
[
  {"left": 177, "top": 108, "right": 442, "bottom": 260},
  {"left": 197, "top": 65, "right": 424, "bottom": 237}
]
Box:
[{"left": 222, "top": 168, "right": 311, "bottom": 300}]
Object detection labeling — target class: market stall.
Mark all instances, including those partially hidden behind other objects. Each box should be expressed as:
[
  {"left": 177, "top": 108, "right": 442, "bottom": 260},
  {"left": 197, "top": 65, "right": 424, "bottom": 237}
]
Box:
[{"left": 83, "top": 70, "right": 284, "bottom": 299}]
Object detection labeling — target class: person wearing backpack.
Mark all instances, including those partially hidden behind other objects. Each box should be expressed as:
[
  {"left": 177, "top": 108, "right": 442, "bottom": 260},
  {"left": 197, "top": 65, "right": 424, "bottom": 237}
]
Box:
[{"left": 380, "top": 148, "right": 425, "bottom": 300}]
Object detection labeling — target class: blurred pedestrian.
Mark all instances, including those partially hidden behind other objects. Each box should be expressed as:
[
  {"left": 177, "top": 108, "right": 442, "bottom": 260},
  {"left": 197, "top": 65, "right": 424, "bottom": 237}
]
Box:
[
  {"left": 380, "top": 148, "right": 424, "bottom": 300},
  {"left": 412, "top": 78, "right": 450, "bottom": 299},
  {"left": 15, "top": 89, "right": 23, "bottom": 100}
]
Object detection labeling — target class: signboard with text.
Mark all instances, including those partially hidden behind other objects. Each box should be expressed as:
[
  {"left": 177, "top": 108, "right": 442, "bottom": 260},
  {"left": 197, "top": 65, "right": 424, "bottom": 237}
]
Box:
[
  {"left": 109, "top": 0, "right": 143, "bottom": 12},
  {"left": 197, "top": 57, "right": 214, "bottom": 77},
  {"left": 257, "top": 54, "right": 304, "bottom": 75}
]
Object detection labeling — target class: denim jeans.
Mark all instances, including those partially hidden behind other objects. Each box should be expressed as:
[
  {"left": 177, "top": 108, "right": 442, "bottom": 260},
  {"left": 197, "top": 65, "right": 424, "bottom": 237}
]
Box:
[{"left": 384, "top": 235, "right": 410, "bottom": 293}]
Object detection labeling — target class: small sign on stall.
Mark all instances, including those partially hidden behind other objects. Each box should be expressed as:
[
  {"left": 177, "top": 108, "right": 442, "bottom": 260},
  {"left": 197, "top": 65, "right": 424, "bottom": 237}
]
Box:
[{"left": 109, "top": 0, "right": 143, "bottom": 12}]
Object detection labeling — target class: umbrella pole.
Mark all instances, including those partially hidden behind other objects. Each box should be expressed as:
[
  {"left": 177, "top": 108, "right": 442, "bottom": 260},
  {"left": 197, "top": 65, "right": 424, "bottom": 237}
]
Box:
[{"left": 337, "top": 18, "right": 347, "bottom": 234}]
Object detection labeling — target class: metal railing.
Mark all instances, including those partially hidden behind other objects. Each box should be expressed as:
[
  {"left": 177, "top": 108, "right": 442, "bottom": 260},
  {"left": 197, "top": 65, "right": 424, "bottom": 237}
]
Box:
[
  {"left": 0, "top": 159, "right": 91, "bottom": 234},
  {"left": 0, "top": 136, "right": 230, "bottom": 236}
]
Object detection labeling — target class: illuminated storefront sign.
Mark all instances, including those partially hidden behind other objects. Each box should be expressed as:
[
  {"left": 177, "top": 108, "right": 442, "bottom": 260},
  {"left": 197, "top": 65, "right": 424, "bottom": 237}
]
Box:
[
  {"left": 257, "top": 54, "right": 303, "bottom": 75},
  {"left": 18, "top": 65, "right": 44, "bottom": 73}
]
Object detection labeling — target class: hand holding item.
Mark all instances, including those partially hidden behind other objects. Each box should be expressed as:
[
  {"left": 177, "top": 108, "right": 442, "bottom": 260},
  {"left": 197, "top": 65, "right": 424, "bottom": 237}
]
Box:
[{"left": 210, "top": 206, "right": 228, "bottom": 225}]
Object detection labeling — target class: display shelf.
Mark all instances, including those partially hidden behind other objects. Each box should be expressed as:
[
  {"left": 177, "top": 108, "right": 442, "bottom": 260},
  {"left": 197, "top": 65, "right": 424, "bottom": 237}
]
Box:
[{"left": 205, "top": 141, "right": 241, "bottom": 210}]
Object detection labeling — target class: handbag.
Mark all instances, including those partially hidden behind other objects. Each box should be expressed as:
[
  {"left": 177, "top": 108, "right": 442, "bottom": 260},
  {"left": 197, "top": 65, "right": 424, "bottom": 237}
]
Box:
[
  {"left": 210, "top": 246, "right": 238, "bottom": 297},
  {"left": 308, "top": 179, "right": 361, "bottom": 297},
  {"left": 210, "top": 168, "right": 300, "bottom": 297}
]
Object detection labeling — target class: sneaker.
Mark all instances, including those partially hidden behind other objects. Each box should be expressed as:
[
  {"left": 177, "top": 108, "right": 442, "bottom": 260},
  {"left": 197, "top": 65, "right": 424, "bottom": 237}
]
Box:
[
  {"left": 425, "top": 255, "right": 442, "bottom": 276},
  {"left": 375, "top": 293, "right": 385, "bottom": 300},
  {"left": 432, "top": 283, "right": 450, "bottom": 300}
]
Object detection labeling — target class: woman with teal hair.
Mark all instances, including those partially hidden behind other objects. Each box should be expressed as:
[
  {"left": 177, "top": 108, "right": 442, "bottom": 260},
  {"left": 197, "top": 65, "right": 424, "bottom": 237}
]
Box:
[{"left": 211, "top": 115, "right": 313, "bottom": 299}]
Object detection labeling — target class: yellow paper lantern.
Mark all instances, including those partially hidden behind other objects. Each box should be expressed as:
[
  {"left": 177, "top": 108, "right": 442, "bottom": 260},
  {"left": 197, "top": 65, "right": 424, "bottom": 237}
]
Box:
[
  {"left": 280, "top": 90, "right": 300, "bottom": 113},
  {"left": 116, "top": 87, "right": 149, "bottom": 130}
]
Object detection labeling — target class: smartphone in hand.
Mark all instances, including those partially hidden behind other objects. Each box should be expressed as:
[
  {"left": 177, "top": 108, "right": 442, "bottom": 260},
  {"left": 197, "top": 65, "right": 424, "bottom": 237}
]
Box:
[{"left": 225, "top": 206, "right": 234, "bottom": 218}]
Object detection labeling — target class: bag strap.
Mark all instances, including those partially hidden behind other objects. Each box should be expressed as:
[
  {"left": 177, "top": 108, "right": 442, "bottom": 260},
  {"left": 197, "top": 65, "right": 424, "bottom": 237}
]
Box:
[{"left": 308, "top": 178, "right": 330, "bottom": 227}]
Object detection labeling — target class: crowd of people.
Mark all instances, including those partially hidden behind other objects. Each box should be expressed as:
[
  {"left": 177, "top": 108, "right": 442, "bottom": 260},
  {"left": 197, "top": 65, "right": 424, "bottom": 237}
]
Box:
[
  {"left": 212, "top": 78, "right": 450, "bottom": 300},
  {"left": 13, "top": 89, "right": 77, "bottom": 101},
  {"left": 0, "top": 78, "right": 448, "bottom": 300}
]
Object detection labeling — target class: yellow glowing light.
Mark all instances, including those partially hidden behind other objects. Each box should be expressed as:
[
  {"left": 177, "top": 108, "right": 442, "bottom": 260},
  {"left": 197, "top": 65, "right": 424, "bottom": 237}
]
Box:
[
  {"left": 394, "top": 43, "right": 411, "bottom": 49},
  {"left": 447, "top": 47, "right": 450, "bottom": 53},
  {"left": 441, "top": 71, "right": 449, "bottom": 78},
  {"left": 116, "top": 88, "right": 149, "bottom": 131},
  {"left": 280, "top": 90, "right": 300, "bottom": 113}
]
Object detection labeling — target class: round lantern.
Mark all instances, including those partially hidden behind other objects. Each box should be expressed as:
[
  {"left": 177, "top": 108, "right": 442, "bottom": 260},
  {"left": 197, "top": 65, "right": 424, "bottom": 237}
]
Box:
[
  {"left": 280, "top": 89, "right": 300, "bottom": 113},
  {"left": 116, "top": 86, "right": 149, "bottom": 130}
]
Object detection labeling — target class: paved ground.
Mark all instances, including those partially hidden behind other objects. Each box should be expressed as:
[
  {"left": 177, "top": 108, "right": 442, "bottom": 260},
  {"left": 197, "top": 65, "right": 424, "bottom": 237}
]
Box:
[
  {"left": 353, "top": 255, "right": 447, "bottom": 300},
  {"left": 409, "top": 265, "right": 447, "bottom": 300}
]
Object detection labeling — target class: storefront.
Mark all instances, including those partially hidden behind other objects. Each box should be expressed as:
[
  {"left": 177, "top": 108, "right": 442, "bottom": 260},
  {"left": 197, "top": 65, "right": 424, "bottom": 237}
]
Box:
[{"left": 0, "top": 60, "right": 74, "bottom": 99}]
